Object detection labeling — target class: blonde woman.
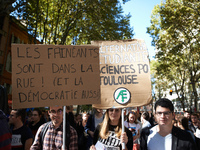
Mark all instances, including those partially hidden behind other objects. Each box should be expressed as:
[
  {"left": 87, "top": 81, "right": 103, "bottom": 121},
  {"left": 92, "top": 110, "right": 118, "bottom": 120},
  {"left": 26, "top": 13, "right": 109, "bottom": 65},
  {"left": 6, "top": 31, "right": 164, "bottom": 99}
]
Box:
[{"left": 90, "top": 108, "right": 133, "bottom": 150}]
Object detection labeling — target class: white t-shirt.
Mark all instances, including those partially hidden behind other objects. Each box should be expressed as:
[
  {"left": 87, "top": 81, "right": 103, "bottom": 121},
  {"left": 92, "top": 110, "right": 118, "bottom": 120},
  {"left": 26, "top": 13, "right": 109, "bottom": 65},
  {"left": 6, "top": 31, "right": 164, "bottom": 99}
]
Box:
[
  {"left": 196, "top": 128, "right": 200, "bottom": 138},
  {"left": 147, "top": 125, "right": 172, "bottom": 150},
  {"left": 124, "top": 121, "right": 141, "bottom": 136},
  {"left": 95, "top": 115, "right": 104, "bottom": 128},
  {"left": 142, "top": 120, "right": 151, "bottom": 128}
]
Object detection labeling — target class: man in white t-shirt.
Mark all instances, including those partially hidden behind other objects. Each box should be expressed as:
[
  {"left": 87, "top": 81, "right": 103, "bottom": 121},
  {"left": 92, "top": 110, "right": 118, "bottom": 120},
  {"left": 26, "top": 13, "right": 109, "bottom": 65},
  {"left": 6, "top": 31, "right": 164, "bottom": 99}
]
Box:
[{"left": 140, "top": 98, "right": 197, "bottom": 150}]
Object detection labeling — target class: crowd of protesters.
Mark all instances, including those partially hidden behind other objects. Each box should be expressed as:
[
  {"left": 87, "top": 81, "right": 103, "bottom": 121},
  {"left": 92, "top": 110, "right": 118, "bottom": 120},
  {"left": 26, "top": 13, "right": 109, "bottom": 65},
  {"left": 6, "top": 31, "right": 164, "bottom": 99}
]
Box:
[{"left": 1, "top": 99, "right": 200, "bottom": 150}]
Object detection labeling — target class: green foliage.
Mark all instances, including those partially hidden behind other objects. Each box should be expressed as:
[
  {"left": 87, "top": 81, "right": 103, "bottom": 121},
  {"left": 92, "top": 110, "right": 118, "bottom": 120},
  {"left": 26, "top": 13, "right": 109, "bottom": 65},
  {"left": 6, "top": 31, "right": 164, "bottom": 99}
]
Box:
[
  {"left": 11, "top": 0, "right": 134, "bottom": 45},
  {"left": 80, "top": 105, "right": 92, "bottom": 112},
  {"left": 148, "top": 0, "right": 200, "bottom": 111}
]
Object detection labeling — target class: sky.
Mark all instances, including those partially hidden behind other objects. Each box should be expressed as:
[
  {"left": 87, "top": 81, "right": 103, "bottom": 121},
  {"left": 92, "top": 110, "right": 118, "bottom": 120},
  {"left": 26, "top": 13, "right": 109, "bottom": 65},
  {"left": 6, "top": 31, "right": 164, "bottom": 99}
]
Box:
[{"left": 122, "top": 0, "right": 161, "bottom": 60}]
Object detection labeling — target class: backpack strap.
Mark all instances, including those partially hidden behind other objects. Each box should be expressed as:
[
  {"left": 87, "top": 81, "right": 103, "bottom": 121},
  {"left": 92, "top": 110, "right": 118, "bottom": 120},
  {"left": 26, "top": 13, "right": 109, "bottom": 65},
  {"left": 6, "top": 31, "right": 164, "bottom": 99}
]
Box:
[
  {"left": 39, "top": 121, "right": 71, "bottom": 150},
  {"left": 40, "top": 121, "right": 51, "bottom": 150}
]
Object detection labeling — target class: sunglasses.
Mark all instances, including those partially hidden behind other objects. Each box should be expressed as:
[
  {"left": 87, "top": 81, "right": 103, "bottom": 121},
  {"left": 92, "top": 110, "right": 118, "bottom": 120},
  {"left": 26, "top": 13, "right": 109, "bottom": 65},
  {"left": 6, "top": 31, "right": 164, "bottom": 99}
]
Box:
[
  {"left": 109, "top": 108, "right": 121, "bottom": 113},
  {"left": 129, "top": 111, "right": 136, "bottom": 115}
]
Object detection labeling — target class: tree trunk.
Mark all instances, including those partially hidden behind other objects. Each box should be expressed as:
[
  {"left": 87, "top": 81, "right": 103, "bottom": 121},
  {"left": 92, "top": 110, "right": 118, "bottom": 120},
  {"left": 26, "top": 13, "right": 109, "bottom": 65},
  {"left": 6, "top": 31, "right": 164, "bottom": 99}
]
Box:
[{"left": 34, "top": 0, "right": 39, "bottom": 44}]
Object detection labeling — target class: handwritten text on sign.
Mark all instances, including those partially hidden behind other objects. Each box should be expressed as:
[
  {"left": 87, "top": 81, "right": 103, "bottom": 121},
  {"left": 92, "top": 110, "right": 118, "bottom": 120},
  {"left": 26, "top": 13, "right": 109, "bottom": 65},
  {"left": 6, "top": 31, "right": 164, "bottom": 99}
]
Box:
[
  {"left": 12, "top": 44, "right": 100, "bottom": 109},
  {"left": 92, "top": 39, "right": 152, "bottom": 109},
  {"left": 99, "top": 41, "right": 149, "bottom": 86}
]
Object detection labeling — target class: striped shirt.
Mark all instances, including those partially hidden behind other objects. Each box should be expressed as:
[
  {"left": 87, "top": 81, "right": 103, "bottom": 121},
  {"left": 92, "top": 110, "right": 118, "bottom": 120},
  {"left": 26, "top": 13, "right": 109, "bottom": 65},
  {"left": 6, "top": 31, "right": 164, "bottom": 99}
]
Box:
[
  {"left": 30, "top": 122, "right": 78, "bottom": 150},
  {"left": 0, "top": 110, "right": 12, "bottom": 150}
]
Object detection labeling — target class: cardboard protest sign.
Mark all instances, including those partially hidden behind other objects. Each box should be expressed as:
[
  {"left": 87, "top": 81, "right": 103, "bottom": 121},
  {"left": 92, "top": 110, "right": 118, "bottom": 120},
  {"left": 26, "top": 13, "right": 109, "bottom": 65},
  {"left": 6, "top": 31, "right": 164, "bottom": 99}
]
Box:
[
  {"left": 12, "top": 44, "right": 100, "bottom": 109},
  {"left": 91, "top": 39, "right": 152, "bottom": 109}
]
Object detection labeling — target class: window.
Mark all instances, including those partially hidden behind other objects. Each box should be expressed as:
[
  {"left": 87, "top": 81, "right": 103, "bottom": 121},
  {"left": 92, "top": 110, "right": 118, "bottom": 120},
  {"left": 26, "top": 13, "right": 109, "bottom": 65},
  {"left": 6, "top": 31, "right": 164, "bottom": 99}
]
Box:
[{"left": 6, "top": 52, "right": 11, "bottom": 72}]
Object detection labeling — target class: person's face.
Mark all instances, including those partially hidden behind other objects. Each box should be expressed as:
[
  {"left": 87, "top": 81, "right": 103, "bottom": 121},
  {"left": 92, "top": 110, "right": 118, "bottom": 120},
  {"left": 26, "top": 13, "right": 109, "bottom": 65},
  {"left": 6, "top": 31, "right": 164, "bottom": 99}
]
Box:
[
  {"left": 184, "top": 112, "right": 190, "bottom": 119},
  {"left": 155, "top": 106, "right": 174, "bottom": 127},
  {"left": 128, "top": 113, "right": 136, "bottom": 123},
  {"left": 191, "top": 115, "right": 198, "bottom": 123},
  {"left": 31, "top": 111, "right": 41, "bottom": 123},
  {"left": 96, "top": 109, "right": 103, "bottom": 114},
  {"left": 108, "top": 108, "right": 121, "bottom": 124},
  {"left": 82, "top": 114, "right": 88, "bottom": 121},
  {"left": 48, "top": 106, "right": 63, "bottom": 126},
  {"left": 9, "top": 110, "right": 18, "bottom": 124}
]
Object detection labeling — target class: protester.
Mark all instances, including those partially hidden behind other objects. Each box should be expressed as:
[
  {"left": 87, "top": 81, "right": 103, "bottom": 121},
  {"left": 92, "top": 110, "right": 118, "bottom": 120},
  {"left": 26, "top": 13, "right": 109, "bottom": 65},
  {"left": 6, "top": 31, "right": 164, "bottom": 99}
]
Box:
[
  {"left": 9, "top": 109, "right": 33, "bottom": 150},
  {"left": 85, "top": 108, "right": 104, "bottom": 150},
  {"left": 140, "top": 98, "right": 197, "bottom": 150},
  {"left": 76, "top": 112, "right": 90, "bottom": 150},
  {"left": 82, "top": 112, "right": 90, "bottom": 127},
  {"left": 124, "top": 110, "right": 141, "bottom": 147},
  {"left": 30, "top": 106, "right": 78, "bottom": 150},
  {"left": 28, "top": 108, "right": 46, "bottom": 138},
  {"left": 42, "top": 109, "right": 50, "bottom": 122},
  {"left": 75, "top": 114, "right": 82, "bottom": 125},
  {"left": 24, "top": 110, "right": 32, "bottom": 126},
  {"left": 184, "top": 111, "right": 191, "bottom": 120},
  {"left": 189, "top": 113, "right": 199, "bottom": 133},
  {"left": 148, "top": 113, "right": 156, "bottom": 126},
  {"left": 141, "top": 111, "right": 151, "bottom": 128},
  {"left": 178, "top": 117, "right": 196, "bottom": 142},
  {"left": 66, "top": 105, "right": 76, "bottom": 129},
  {"left": 0, "top": 109, "right": 12, "bottom": 150},
  {"left": 173, "top": 119, "right": 178, "bottom": 127},
  {"left": 90, "top": 108, "right": 133, "bottom": 150}
]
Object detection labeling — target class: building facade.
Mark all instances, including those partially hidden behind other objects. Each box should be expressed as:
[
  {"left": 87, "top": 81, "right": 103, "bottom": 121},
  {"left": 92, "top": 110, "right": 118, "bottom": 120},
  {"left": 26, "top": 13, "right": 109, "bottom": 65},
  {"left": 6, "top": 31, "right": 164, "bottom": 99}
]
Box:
[{"left": 0, "top": 15, "right": 40, "bottom": 108}]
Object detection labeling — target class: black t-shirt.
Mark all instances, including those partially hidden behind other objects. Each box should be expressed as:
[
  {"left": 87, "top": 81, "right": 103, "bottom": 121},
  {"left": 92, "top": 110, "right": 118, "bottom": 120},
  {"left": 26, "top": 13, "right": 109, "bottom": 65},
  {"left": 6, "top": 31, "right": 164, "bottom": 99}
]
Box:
[
  {"left": 11, "top": 125, "right": 33, "bottom": 150},
  {"left": 28, "top": 120, "right": 44, "bottom": 137},
  {"left": 93, "top": 124, "right": 133, "bottom": 150}
]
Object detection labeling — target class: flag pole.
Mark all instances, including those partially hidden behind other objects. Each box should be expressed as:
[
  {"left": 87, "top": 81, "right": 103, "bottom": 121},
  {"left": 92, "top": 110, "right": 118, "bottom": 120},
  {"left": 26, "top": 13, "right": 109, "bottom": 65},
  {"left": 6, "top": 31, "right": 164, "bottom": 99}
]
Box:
[
  {"left": 121, "top": 108, "right": 125, "bottom": 150},
  {"left": 62, "top": 106, "right": 66, "bottom": 149}
]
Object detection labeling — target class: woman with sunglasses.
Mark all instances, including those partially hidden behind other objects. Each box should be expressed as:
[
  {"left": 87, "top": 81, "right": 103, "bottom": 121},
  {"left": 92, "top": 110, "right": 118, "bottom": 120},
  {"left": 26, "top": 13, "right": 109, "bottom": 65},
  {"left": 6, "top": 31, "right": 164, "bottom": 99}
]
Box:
[
  {"left": 90, "top": 108, "right": 133, "bottom": 150},
  {"left": 124, "top": 110, "right": 141, "bottom": 149}
]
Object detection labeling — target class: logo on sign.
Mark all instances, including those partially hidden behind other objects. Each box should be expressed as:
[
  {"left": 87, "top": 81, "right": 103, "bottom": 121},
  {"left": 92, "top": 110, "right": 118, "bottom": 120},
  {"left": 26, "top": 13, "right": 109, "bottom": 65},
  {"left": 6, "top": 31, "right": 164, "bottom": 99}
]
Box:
[{"left": 113, "top": 87, "right": 131, "bottom": 104}]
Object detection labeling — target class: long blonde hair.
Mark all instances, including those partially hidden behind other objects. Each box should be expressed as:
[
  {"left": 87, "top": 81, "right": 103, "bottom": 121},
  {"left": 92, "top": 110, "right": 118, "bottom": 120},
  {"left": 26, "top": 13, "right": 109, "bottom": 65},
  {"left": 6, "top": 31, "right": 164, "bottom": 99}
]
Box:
[{"left": 99, "top": 109, "right": 122, "bottom": 139}]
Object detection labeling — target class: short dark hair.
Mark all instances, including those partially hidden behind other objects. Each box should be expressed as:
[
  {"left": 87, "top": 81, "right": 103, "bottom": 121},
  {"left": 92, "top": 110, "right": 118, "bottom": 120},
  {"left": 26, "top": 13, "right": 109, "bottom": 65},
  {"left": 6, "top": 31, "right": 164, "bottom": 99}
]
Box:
[
  {"left": 191, "top": 113, "right": 199, "bottom": 118},
  {"left": 32, "top": 108, "right": 42, "bottom": 116},
  {"left": 142, "top": 111, "right": 149, "bottom": 120},
  {"left": 154, "top": 98, "right": 174, "bottom": 112},
  {"left": 13, "top": 109, "right": 26, "bottom": 123},
  {"left": 181, "top": 117, "right": 189, "bottom": 130}
]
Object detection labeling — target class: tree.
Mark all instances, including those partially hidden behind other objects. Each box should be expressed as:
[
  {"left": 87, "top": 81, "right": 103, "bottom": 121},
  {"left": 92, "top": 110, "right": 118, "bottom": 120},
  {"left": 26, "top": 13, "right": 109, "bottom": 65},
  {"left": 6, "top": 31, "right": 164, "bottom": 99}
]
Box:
[
  {"left": 9, "top": 0, "right": 133, "bottom": 113},
  {"left": 148, "top": 0, "right": 200, "bottom": 111},
  {"left": 0, "top": 0, "right": 17, "bottom": 31},
  {"left": 11, "top": 0, "right": 134, "bottom": 45}
]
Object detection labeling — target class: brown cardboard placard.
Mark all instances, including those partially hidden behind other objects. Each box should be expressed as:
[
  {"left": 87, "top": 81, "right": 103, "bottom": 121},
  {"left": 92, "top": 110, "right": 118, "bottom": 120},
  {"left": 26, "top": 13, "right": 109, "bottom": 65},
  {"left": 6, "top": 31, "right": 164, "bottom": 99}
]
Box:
[
  {"left": 91, "top": 39, "right": 152, "bottom": 109},
  {"left": 12, "top": 44, "right": 100, "bottom": 109}
]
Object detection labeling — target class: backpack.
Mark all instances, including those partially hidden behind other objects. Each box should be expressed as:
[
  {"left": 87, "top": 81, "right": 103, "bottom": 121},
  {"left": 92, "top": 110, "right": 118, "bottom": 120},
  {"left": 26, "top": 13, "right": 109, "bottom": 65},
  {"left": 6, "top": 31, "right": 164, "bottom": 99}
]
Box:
[{"left": 39, "top": 121, "right": 70, "bottom": 150}]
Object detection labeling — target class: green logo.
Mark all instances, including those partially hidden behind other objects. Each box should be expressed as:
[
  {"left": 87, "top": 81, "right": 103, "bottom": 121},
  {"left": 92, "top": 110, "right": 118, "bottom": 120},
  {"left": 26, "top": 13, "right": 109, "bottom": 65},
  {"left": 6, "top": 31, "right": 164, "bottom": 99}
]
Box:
[
  {"left": 114, "top": 87, "right": 131, "bottom": 104},
  {"left": 116, "top": 90, "right": 127, "bottom": 102}
]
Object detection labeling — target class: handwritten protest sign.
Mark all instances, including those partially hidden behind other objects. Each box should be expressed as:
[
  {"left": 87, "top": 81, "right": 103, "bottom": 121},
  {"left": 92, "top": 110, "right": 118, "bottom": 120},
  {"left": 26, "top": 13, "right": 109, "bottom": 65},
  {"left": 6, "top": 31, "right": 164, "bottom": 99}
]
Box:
[
  {"left": 91, "top": 39, "right": 152, "bottom": 109},
  {"left": 12, "top": 44, "right": 100, "bottom": 109}
]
